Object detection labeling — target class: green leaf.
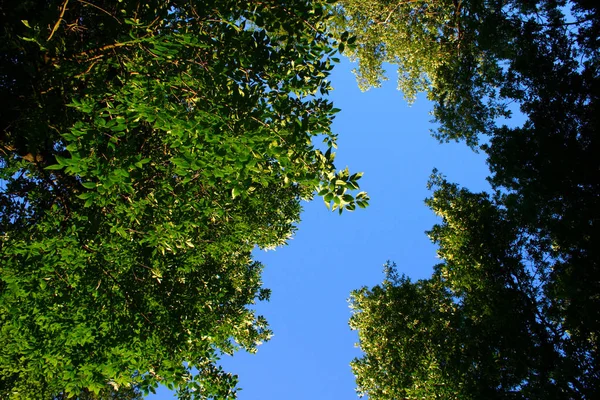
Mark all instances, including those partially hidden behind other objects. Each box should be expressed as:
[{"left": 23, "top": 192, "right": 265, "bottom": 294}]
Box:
[
  {"left": 55, "top": 155, "right": 69, "bottom": 166},
  {"left": 350, "top": 172, "right": 363, "bottom": 181},
  {"left": 357, "top": 201, "right": 368, "bottom": 209},
  {"left": 172, "top": 157, "right": 191, "bottom": 169}
]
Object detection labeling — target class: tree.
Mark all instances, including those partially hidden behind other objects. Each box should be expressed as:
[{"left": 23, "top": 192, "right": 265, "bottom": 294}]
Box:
[
  {"left": 342, "top": 0, "right": 599, "bottom": 397},
  {"left": 331, "top": 0, "right": 516, "bottom": 146},
  {"left": 350, "top": 177, "right": 598, "bottom": 399},
  {"left": 0, "top": 0, "right": 368, "bottom": 398},
  {"left": 53, "top": 385, "right": 144, "bottom": 400},
  {"left": 332, "top": 0, "right": 599, "bottom": 146}
]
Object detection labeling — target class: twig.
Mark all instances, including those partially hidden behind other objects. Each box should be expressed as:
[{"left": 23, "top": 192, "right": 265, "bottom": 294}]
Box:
[
  {"left": 46, "top": 41, "right": 135, "bottom": 64},
  {"left": 82, "top": 243, "right": 96, "bottom": 253},
  {"left": 77, "top": 0, "right": 122, "bottom": 24},
  {"left": 140, "top": 44, "right": 160, "bottom": 58},
  {"left": 101, "top": 266, "right": 157, "bottom": 328},
  {"left": 74, "top": 41, "right": 136, "bottom": 59},
  {"left": 74, "top": 59, "right": 100, "bottom": 78},
  {"left": 48, "top": 0, "right": 70, "bottom": 41},
  {"left": 281, "top": 6, "right": 318, "bottom": 32}
]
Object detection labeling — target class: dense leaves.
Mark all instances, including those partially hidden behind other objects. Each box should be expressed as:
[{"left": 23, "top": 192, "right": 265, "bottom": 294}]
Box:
[
  {"left": 331, "top": 0, "right": 509, "bottom": 145},
  {"left": 332, "top": 0, "right": 599, "bottom": 146},
  {"left": 345, "top": 0, "right": 599, "bottom": 398},
  {"left": 350, "top": 177, "right": 598, "bottom": 399},
  {"left": 0, "top": 0, "right": 368, "bottom": 398}
]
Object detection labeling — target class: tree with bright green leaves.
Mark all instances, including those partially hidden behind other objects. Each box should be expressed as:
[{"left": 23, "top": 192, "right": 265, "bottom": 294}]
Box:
[
  {"left": 0, "top": 0, "right": 368, "bottom": 398},
  {"left": 332, "top": 0, "right": 599, "bottom": 146},
  {"left": 343, "top": 0, "right": 599, "bottom": 398},
  {"left": 331, "top": 0, "right": 512, "bottom": 146},
  {"left": 351, "top": 177, "right": 598, "bottom": 400}
]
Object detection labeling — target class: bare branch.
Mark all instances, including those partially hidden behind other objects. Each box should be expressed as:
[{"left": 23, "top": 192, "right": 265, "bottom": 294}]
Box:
[{"left": 48, "top": 0, "right": 70, "bottom": 41}]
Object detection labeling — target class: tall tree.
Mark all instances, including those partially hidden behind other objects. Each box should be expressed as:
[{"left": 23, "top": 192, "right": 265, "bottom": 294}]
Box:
[
  {"left": 341, "top": 0, "right": 599, "bottom": 398},
  {"left": 332, "top": 0, "right": 599, "bottom": 146},
  {"left": 0, "top": 0, "right": 367, "bottom": 398},
  {"left": 350, "top": 177, "right": 598, "bottom": 399}
]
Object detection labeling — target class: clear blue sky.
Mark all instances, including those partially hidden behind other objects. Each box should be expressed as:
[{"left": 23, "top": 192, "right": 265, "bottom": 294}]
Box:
[{"left": 150, "top": 58, "right": 490, "bottom": 399}]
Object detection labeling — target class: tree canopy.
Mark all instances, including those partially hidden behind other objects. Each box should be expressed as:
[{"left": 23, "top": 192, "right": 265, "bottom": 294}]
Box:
[
  {"left": 344, "top": 0, "right": 599, "bottom": 398},
  {"left": 332, "top": 0, "right": 600, "bottom": 146},
  {"left": 0, "top": 0, "right": 367, "bottom": 398},
  {"left": 351, "top": 175, "right": 598, "bottom": 399}
]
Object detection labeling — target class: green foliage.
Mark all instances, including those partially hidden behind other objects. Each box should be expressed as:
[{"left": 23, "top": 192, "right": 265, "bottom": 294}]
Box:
[
  {"left": 318, "top": 167, "right": 369, "bottom": 214},
  {"left": 332, "top": 0, "right": 466, "bottom": 97},
  {"left": 347, "top": 0, "right": 598, "bottom": 398},
  {"left": 350, "top": 266, "right": 463, "bottom": 400},
  {"left": 331, "top": 0, "right": 510, "bottom": 145},
  {"left": 332, "top": 0, "right": 599, "bottom": 146},
  {"left": 0, "top": 0, "right": 367, "bottom": 398},
  {"left": 351, "top": 177, "right": 598, "bottom": 398}
]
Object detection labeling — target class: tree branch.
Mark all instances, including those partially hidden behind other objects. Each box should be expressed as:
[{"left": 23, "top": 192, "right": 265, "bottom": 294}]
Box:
[
  {"left": 77, "top": 0, "right": 122, "bottom": 24},
  {"left": 48, "top": 0, "right": 70, "bottom": 41}
]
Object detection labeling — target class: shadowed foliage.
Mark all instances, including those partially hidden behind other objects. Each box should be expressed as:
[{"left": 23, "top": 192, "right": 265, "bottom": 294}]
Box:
[{"left": 343, "top": 0, "right": 599, "bottom": 398}]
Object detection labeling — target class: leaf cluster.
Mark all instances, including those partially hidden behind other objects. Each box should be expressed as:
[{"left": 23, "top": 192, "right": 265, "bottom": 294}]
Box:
[
  {"left": 346, "top": 0, "right": 599, "bottom": 398},
  {"left": 332, "top": 0, "right": 598, "bottom": 146},
  {"left": 0, "top": 0, "right": 368, "bottom": 398}
]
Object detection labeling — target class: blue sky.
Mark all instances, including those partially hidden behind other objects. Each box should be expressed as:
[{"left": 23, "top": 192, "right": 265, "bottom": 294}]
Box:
[{"left": 150, "top": 58, "right": 490, "bottom": 399}]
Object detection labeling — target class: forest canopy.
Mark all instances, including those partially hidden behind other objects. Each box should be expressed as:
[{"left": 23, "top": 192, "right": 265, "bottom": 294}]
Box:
[
  {"left": 1, "top": 0, "right": 598, "bottom": 398},
  {"left": 343, "top": 0, "right": 599, "bottom": 398},
  {"left": 0, "top": 0, "right": 367, "bottom": 398}
]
